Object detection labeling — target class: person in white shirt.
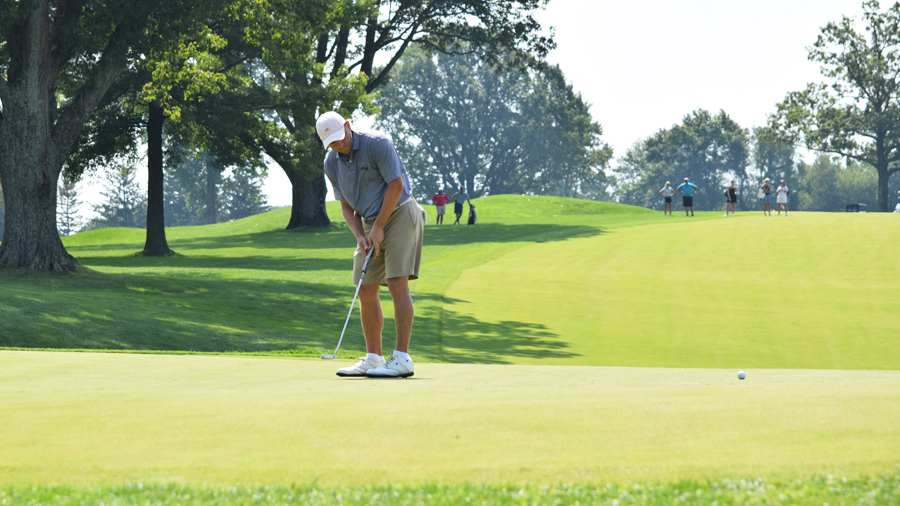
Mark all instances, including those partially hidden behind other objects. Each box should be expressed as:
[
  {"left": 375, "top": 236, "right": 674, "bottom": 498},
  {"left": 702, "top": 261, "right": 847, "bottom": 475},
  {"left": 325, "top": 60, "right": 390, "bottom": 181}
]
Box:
[
  {"left": 776, "top": 180, "right": 790, "bottom": 215},
  {"left": 658, "top": 182, "right": 675, "bottom": 215}
]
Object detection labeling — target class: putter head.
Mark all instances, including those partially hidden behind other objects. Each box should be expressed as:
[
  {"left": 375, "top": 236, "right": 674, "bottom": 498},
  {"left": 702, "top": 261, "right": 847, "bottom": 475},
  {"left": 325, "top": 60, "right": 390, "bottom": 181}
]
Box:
[{"left": 321, "top": 354, "right": 338, "bottom": 360}]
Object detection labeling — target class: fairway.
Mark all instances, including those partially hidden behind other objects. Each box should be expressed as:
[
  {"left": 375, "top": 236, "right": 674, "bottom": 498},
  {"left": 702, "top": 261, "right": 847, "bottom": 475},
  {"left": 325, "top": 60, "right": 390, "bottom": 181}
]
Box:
[
  {"left": 443, "top": 211, "right": 900, "bottom": 368},
  {"left": 2, "top": 351, "right": 900, "bottom": 487}
]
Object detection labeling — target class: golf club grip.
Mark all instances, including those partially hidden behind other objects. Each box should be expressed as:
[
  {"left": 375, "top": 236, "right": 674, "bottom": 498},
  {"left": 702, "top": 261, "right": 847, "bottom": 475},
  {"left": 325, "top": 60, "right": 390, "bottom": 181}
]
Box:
[{"left": 361, "top": 247, "right": 374, "bottom": 275}]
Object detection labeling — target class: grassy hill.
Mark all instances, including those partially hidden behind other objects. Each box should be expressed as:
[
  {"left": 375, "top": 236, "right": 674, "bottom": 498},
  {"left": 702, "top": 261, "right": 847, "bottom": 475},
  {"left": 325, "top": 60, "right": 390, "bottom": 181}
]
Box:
[
  {"left": 0, "top": 196, "right": 664, "bottom": 360},
  {"left": 1, "top": 195, "right": 898, "bottom": 369}
]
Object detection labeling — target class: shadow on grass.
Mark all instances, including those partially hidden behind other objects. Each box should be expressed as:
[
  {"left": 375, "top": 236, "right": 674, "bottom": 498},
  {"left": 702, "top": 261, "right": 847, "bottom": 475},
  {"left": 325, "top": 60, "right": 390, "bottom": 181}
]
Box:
[
  {"left": 425, "top": 306, "right": 578, "bottom": 364},
  {"left": 76, "top": 255, "right": 352, "bottom": 273},
  {"left": 67, "top": 223, "right": 605, "bottom": 256},
  {"left": 0, "top": 273, "right": 572, "bottom": 364},
  {"left": 0, "top": 273, "right": 358, "bottom": 353}
]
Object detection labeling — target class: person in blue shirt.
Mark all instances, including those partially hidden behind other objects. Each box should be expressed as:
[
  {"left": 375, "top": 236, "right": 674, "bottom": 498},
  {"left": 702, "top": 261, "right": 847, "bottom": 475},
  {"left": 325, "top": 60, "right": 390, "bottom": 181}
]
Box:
[{"left": 677, "top": 177, "right": 698, "bottom": 216}]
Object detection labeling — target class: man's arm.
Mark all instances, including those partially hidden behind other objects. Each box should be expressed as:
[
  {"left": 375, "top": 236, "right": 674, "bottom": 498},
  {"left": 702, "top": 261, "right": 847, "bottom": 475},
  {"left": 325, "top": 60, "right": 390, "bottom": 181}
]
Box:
[
  {"left": 341, "top": 200, "right": 369, "bottom": 253},
  {"left": 367, "top": 177, "right": 405, "bottom": 257}
]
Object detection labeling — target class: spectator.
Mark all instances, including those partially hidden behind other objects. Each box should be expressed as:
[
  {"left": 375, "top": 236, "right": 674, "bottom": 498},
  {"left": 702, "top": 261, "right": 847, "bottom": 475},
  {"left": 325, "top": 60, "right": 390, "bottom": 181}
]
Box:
[
  {"left": 761, "top": 178, "right": 772, "bottom": 216},
  {"left": 431, "top": 189, "right": 450, "bottom": 226},
  {"left": 658, "top": 182, "right": 675, "bottom": 216},
  {"left": 724, "top": 180, "right": 737, "bottom": 217},
  {"left": 776, "top": 180, "right": 790, "bottom": 215},
  {"left": 452, "top": 186, "right": 471, "bottom": 225},
  {"left": 677, "top": 177, "right": 698, "bottom": 217}
]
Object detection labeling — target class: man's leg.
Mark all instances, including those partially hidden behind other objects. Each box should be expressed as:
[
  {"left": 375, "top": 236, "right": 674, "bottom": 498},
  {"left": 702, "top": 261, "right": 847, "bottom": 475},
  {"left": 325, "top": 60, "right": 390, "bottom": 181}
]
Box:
[
  {"left": 386, "top": 276, "right": 413, "bottom": 353},
  {"left": 358, "top": 284, "right": 384, "bottom": 356}
]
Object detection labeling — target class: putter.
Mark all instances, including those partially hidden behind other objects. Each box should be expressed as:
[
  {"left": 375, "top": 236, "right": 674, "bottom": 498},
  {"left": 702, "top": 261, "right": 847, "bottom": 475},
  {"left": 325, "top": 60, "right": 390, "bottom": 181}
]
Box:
[{"left": 322, "top": 247, "right": 375, "bottom": 359}]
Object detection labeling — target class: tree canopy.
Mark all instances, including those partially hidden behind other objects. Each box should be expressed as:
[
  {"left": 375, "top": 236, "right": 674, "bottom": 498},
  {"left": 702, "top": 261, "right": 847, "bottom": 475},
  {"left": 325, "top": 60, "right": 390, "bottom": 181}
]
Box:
[
  {"left": 769, "top": 0, "right": 900, "bottom": 211},
  {"left": 374, "top": 47, "right": 611, "bottom": 200}
]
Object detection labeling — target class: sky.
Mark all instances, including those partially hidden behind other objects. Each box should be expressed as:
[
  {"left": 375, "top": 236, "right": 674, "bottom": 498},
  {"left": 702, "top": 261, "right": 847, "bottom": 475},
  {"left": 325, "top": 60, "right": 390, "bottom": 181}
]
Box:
[{"left": 77, "top": 0, "right": 865, "bottom": 214}]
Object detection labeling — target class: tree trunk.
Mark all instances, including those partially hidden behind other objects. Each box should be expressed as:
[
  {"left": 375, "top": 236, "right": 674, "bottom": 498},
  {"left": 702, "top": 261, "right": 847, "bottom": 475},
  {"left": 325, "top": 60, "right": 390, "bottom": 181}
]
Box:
[
  {"left": 286, "top": 171, "right": 330, "bottom": 229},
  {"left": 143, "top": 104, "right": 172, "bottom": 255},
  {"left": 877, "top": 168, "right": 890, "bottom": 212},
  {"left": 0, "top": 88, "right": 77, "bottom": 272},
  {"left": 206, "top": 164, "right": 218, "bottom": 224}
]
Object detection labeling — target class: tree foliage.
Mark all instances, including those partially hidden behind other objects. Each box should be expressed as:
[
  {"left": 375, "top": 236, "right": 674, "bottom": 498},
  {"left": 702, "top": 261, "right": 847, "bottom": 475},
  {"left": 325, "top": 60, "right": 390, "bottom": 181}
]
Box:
[
  {"left": 375, "top": 47, "right": 611, "bottom": 200},
  {"left": 85, "top": 165, "right": 148, "bottom": 230},
  {"left": 795, "top": 155, "right": 879, "bottom": 211},
  {"left": 613, "top": 110, "right": 749, "bottom": 211},
  {"left": 56, "top": 178, "right": 82, "bottom": 236},
  {"left": 768, "top": 0, "right": 900, "bottom": 211}
]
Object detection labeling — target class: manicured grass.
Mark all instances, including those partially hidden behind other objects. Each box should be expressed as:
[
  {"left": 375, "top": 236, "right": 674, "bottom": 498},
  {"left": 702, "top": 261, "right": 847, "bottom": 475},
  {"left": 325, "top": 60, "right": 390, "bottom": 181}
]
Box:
[
  {"left": 0, "top": 196, "right": 680, "bottom": 361},
  {"left": 2, "top": 351, "right": 899, "bottom": 487},
  {"left": 4, "top": 474, "right": 900, "bottom": 505},
  {"left": 443, "top": 211, "right": 900, "bottom": 368}
]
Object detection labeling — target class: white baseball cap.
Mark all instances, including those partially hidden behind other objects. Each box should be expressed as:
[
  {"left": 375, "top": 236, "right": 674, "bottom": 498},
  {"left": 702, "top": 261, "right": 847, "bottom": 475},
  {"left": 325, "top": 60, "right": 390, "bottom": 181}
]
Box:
[{"left": 316, "top": 111, "right": 346, "bottom": 147}]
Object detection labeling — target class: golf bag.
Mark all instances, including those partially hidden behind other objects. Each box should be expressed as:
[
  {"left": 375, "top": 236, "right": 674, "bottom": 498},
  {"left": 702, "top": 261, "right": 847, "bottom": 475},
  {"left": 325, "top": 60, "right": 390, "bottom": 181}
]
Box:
[{"left": 467, "top": 204, "right": 477, "bottom": 225}]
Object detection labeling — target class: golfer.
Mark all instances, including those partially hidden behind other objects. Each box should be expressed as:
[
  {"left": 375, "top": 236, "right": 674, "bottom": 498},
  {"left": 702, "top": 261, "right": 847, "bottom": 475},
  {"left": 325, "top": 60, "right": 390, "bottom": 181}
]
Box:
[
  {"left": 452, "top": 186, "right": 471, "bottom": 225},
  {"left": 677, "top": 177, "right": 698, "bottom": 216},
  {"left": 431, "top": 189, "right": 450, "bottom": 226},
  {"left": 317, "top": 111, "right": 424, "bottom": 378},
  {"left": 761, "top": 178, "right": 772, "bottom": 216},
  {"left": 658, "top": 182, "right": 675, "bottom": 215},
  {"left": 776, "top": 179, "right": 790, "bottom": 215}
]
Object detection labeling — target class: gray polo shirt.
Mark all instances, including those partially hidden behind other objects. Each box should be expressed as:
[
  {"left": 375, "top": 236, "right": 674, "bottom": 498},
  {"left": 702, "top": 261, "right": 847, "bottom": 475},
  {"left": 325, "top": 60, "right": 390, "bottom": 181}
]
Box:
[{"left": 323, "top": 129, "right": 411, "bottom": 221}]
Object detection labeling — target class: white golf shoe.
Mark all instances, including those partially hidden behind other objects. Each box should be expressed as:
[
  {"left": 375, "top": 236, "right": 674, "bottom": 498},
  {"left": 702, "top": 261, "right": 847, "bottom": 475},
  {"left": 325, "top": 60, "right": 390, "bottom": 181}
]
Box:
[
  {"left": 366, "top": 354, "right": 414, "bottom": 378},
  {"left": 336, "top": 356, "right": 385, "bottom": 377}
]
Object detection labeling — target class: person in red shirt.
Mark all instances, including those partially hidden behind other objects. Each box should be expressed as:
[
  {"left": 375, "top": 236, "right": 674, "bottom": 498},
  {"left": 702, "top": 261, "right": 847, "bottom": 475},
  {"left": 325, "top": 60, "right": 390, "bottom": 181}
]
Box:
[{"left": 431, "top": 189, "right": 450, "bottom": 225}]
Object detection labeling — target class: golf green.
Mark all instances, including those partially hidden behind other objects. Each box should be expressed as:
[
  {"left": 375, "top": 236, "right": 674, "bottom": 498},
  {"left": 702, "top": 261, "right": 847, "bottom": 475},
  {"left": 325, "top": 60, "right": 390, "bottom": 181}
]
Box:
[
  {"left": 2, "top": 351, "right": 899, "bottom": 487},
  {"left": 443, "top": 212, "right": 900, "bottom": 368}
]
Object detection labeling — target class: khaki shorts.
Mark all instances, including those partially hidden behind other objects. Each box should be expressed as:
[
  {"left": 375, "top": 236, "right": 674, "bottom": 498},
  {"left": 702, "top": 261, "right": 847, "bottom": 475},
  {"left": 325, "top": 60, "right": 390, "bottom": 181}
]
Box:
[
  {"left": 436, "top": 204, "right": 446, "bottom": 216},
  {"left": 354, "top": 198, "right": 424, "bottom": 285}
]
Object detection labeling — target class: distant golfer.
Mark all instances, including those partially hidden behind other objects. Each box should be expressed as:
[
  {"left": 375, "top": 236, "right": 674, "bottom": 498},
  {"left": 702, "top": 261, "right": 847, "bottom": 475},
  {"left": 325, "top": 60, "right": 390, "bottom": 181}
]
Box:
[
  {"left": 761, "top": 178, "right": 772, "bottom": 216},
  {"left": 776, "top": 179, "right": 790, "bottom": 215},
  {"left": 724, "top": 180, "right": 737, "bottom": 217},
  {"left": 317, "top": 111, "right": 424, "bottom": 378},
  {"left": 677, "top": 177, "right": 698, "bottom": 216},
  {"left": 452, "top": 186, "right": 471, "bottom": 225},
  {"left": 431, "top": 189, "right": 450, "bottom": 226},
  {"left": 658, "top": 181, "right": 675, "bottom": 215}
]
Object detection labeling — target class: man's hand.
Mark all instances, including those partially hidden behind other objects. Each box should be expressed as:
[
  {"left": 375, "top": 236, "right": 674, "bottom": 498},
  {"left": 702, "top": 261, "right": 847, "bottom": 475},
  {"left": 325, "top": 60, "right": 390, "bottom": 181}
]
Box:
[{"left": 367, "top": 224, "right": 385, "bottom": 257}]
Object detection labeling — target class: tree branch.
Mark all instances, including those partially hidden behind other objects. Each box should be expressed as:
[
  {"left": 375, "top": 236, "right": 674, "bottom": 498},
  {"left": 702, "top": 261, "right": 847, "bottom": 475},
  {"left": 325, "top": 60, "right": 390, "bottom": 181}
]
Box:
[
  {"left": 365, "top": 18, "right": 421, "bottom": 92},
  {"left": 51, "top": 9, "right": 154, "bottom": 156}
]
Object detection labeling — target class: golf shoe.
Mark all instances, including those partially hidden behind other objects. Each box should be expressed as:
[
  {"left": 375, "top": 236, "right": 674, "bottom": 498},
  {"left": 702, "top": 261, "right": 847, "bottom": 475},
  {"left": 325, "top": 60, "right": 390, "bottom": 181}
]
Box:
[
  {"left": 336, "top": 355, "right": 385, "bottom": 377},
  {"left": 366, "top": 354, "right": 414, "bottom": 378}
]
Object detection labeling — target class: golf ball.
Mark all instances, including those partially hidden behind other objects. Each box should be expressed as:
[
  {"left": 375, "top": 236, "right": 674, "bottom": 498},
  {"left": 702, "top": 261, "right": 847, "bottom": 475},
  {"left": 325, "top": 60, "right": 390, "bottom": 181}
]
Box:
[{"left": 737, "top": 371, "right": 746, "bottom": 380}]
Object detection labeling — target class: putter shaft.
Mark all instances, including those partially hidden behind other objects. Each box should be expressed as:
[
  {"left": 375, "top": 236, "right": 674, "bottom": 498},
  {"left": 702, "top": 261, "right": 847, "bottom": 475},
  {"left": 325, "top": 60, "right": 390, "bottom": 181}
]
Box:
[{"left": 324, "top": 248, "right": 375, "bottom": 359}]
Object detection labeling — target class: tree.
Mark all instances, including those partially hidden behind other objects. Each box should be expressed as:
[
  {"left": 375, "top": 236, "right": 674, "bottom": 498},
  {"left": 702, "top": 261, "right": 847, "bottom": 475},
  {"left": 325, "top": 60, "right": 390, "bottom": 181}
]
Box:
[
  {"left": 612, "top": 110, "right": 749, "bottom": 211},
  {"left": 796, "top": 154, "right": 879, "bottom": 211},
  {"left": 243, "top": 0, "right": 555, "bottom": 229},
  {"left": 0, "top": 180, "right": 4, "bottom": 241},
  {"left": 56, "top": 178, "right": 82, "bottom": 236},
  {"left": 222, "top": 164, "right": 269, "bottom": 221},
  {"left": 0, "top": 0, "right": 216, "bottom": 271},
  {"left": 375, "top": 47, "right": 611, "bottom": 199},
  {"left": 769, "top": 0, "right": 900, "bottom": 212},
  {"left": 85, "top": 165, "right": 147, "bottom": 230}
]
